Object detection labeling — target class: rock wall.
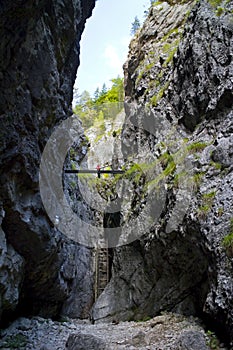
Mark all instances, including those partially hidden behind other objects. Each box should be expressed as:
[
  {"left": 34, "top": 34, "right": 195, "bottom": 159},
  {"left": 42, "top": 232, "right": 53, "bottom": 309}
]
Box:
[
  {"left": 1, "top": 0, "right": 233, "bottom": 344},
  {"left": 92, "top": 0, "right": 233, "bottom": 344},
  {"left": 0, "top": 0, "right": 95, "bottom": 325}
]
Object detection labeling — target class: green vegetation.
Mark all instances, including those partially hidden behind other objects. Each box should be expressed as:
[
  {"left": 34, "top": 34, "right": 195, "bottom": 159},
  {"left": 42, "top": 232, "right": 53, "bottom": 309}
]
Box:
[
  {"left": 173, "top": 171, "right": 188, "bottom": 188},
  {"left": 216, "top": 7, "right": 224, "bottom": 15},
  {"left": 207, "top": 0, "right": 230, "bottom": 16},
  {"left": 151, "top": 0, "right": 161, "bottom": 5},
  {"left": 206, "top": 330, "right": 220, "bottom": 349},
  {"left": 162, "top": 38, "right": 180, "bottom": 66},
  {"left": 145, "top": 153, "right": 176, "bottom": 190},
  {"left": 102, "top": 159, "right": 158, "bottom": 195},
  {"left": 208, "top": 0, "right": 223, "bottom": 7},
  {"left": 186, "top": 141, "right": 208, "bottom": 153},
  {"left": 124, "top": 163, "right": 145, "bottom": 186},
  {"left": 222, "top": 218, "right": 233, "bottom": 257},
  {"left": 96, "top": 178, "right": 118, "bottom": 200},
  {"left": 162, "top": 42, "right": 173, "bottom": 53},
  {"left": 80, "top": 135, "right": 211, "bottom": 223},
  {"left": 77, "top": 172, "right": 120, "bottom": 202},
  {"left": 71, "top": 162, "right": 77, "bottom": 170},
  {"left": 164, "top": 43, "right": 179, "bottom": 65},
  {"left": 141, "top": 16, "right": 186, "bottom": 104},
  {"left": 217, "top": 207, "right": 224, "bottom": 216},
  {"left": 136, "top": 315, "right": 152, "bottom": 322},
  {"left": 162, "top": 159, "right": 176, "bottom": 176},
  {"left": 135, "top": 7, "right": 183, "bottom": 95},
  {"left": 150, "top": 82, "right": 170, "bottom": 107},
  {"left": 0, "top": 334, "right": 28, "bottom": 349},
  {"left": 161, "top": 28, "right": 179, "bottom": 42},
  {"left": 210, "top": 160, "right": 222, "bottom": 171},
  {"left": 136, "top": 62, "right": 155, "bottom": 86},
  {"left": 198, "top": 204, "right": 211, "bottom": 215},
  {"left": 73, "top": 76, "right": 124, "bottom": 131},
  {"left": 112, "top": 129, "right": 121, "bottom": 137},
  {"left": 197, "top": 190, "right": 216, "bottom": 218},
  {"left": 131, "top": 16, "right": 141, "bottom": 36},
  {"left": 135, "top": 0, "right": 190, "bottom": 103},
  {"left": 222, "top": 232, "right": 233, "bottom": 248},
  {"left": 120, "top": 138, "right": 210, "bottom": 195},
  {"left": 191, "top": 171, "right": 206, "bottom": 191},
  {"left": 202, "top": 191, "right": 216, "bottom": 203},
  {"left": 70, "top": 137, "right": 90, "bottom": 160}
]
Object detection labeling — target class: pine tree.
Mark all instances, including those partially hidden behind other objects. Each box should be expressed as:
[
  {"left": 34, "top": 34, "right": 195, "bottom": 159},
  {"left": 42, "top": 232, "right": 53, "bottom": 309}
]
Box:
[
  {"left": 130, "top": 16, "right": 140, "bottom": 36},
  {"left": 94, "top": 87, "right": 100, "bottom": 101},
  {"left": 100, "top": 83, "right": 107, "bottom": 96}
]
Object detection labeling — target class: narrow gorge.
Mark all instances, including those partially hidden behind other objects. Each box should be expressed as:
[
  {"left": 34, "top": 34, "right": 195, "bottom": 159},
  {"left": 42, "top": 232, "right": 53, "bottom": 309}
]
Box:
[{"left": 0, "top": 0, "right": 233, "bottom": 349}]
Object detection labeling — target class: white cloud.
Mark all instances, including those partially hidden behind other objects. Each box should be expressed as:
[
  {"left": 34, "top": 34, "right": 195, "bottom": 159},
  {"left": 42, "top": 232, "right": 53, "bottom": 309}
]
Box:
[
  {"left": 103, "top": 44, "right": 123, "bottom": 72},
  {"left": 121, "top": 35, "right": 131, "bottom": 47}
]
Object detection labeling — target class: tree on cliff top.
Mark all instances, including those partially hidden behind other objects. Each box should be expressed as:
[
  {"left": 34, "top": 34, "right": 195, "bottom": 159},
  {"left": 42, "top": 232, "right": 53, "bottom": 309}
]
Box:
[
  {"left": 130, "top": 16, "right": 141, "bottom": 36},
  {"left": 73, "top": 77, "right": 124, "bottom": 130}
]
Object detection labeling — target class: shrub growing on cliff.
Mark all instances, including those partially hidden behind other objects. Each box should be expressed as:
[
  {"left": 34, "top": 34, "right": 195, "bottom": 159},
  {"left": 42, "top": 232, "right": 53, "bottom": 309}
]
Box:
[
  {"left": 206, "top": 330, "right": 220, "bottom": 349},
  {"left": 186, "top": 141, "right": 208, "bottom": 153},
  {"left": 222, "top": 218, "right": 233, "bottom": 257}
]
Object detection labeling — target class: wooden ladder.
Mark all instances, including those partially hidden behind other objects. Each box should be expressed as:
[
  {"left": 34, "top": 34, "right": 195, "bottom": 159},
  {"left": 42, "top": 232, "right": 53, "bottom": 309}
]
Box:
[{"left": 94, "top": 245, "right": 109, "bottom": 301}]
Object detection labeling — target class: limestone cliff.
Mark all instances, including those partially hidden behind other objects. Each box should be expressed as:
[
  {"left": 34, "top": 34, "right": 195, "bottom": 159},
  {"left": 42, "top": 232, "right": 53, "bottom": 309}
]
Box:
[
  {"left": 1, "top": 0, "right": 233, "bottom": 346},
  {"left": 91, "top": 0, "right": 233, "bottom": 344},
  {"left": 0, "top": 0, "right": 95, "bottom": 324}
]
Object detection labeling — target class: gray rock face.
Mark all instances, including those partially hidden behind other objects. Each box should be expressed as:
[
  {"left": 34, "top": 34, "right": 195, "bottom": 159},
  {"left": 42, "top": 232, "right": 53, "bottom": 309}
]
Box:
[
  {"left": 171, "top": 0, "right": 233, "bottom": 131},
  {"left": 0, "top": 211, "right": 24, "bottom": 321},
  {"left": 92, "top": 230, "right": 210, "bottom": 323},
  {"left": 0, "top": 0, "right": 95, "bottom": 324},
  {"left": 92, "top": 0, "right": 233, "bottom": 345}
]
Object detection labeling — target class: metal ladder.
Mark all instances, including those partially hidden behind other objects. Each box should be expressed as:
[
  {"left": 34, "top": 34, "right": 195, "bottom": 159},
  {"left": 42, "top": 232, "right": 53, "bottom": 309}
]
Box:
[{"left": 94, "top": 243, "right": 109, "bottom": 301}]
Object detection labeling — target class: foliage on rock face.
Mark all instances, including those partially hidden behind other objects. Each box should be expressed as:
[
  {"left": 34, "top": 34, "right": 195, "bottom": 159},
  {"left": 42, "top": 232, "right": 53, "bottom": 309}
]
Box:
[
  {"left": 91, "top": 0, "right": 233, "bottom": 343},
  {"left": 73, "top": 77, "right": 124, "bottom": 130},
  {"left": 222, "top": 219, "right": 233, "bottom": 257},
  {"left": 197, "top": 191, "right": 217, "bottom": 219},
  {"left": 207, "top": 0, "right": 232, "bottom": 16},
  {"left": 206, "top": 330, "right": 220, "bottom": 349},
  {"left": 130, "top": 0, "right": 193, "bottom": 112}
]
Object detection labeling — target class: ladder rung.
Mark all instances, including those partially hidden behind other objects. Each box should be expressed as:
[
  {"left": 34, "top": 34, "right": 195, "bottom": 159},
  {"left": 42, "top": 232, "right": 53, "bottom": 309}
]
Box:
[{"left": 94, "top": 245, "right": 110, "bottom": 301}]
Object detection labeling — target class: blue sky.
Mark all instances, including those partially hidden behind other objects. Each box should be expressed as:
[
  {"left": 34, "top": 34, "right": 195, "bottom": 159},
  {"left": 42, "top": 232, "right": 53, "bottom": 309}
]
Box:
[{"left": 75, "top": 0, "right": 151, "bottom": 97}]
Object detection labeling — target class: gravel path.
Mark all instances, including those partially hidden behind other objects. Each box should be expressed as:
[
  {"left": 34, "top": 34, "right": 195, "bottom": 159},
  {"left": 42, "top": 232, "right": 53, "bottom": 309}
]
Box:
[{"left": 0, "top": 313, "right": 228, "bottom": 349}]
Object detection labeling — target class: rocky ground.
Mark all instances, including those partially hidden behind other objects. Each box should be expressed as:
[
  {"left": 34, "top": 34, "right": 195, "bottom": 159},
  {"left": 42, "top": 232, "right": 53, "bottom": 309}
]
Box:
[{"left": 0, "top": 313, "right": 228, "bottom": 350}]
